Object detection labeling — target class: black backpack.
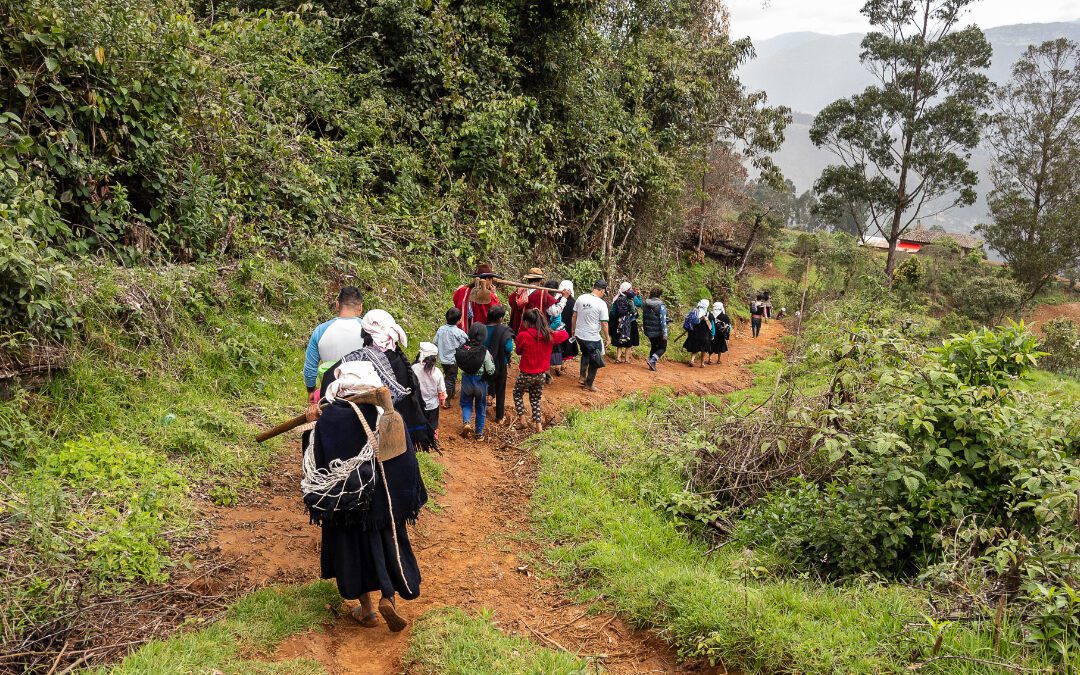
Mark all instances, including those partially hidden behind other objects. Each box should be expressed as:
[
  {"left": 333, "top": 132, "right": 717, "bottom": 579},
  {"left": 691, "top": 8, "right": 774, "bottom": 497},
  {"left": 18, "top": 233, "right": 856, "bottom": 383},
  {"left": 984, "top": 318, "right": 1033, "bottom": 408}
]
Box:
[{"left": 455, "top": 343, "right": 487, "bottom": 375}]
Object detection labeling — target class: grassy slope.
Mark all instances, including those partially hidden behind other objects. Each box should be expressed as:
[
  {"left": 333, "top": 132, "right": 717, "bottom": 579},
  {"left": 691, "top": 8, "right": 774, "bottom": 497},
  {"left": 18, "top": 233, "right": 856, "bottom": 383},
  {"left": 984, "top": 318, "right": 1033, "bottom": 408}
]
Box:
[
  {"left": 404, "top": 608, "right": 597, "bottom": 674},
  {"left": 97, "top": 582, "right": 338, "bottom": 674},
  {"left": 529, "top": 387, "right": 1066, "bottom": 674}
]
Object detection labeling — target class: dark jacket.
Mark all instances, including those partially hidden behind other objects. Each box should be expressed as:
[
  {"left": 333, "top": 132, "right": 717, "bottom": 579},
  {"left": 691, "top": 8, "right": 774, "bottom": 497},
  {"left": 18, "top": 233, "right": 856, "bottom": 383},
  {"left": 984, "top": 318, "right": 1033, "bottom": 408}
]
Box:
[{"left": 642, "top": 298, "right": 667, "bottom": 339}]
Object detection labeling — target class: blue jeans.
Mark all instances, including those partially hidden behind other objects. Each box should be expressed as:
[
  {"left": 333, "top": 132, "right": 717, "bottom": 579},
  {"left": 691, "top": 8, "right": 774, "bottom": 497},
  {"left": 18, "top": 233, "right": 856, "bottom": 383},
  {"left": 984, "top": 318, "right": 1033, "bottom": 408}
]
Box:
[
  {"left": 460, "top": 374, "right": 488, "bottom": 434},
  {"left": 751, "top": 316, "right": 762, "bottom": 337}
]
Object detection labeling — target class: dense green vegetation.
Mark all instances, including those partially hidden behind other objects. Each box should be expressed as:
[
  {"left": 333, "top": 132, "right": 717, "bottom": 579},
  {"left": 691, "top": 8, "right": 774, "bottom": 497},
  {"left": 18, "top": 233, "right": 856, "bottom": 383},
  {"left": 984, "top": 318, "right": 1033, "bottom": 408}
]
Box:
[{"left": 1, "top": 0, "right": 787, "bottom": 351}]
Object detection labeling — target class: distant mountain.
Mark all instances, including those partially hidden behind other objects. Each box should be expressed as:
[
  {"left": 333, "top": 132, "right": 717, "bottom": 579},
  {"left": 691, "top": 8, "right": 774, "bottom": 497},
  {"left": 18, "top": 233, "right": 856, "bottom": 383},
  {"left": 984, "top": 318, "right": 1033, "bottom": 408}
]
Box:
[
  {"left": 740, "top": 21, "right": 1080, "bottom": 240},
  {"left": 741, "top": 21, "right": 1080, "bottom": 115}
]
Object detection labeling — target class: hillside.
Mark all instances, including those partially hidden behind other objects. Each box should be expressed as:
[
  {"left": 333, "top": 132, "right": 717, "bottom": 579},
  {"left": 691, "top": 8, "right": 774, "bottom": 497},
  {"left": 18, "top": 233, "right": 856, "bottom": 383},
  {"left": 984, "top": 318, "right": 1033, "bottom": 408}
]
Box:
[{"left": 740, "top": 20, "right": 1080, "bottom": 237}]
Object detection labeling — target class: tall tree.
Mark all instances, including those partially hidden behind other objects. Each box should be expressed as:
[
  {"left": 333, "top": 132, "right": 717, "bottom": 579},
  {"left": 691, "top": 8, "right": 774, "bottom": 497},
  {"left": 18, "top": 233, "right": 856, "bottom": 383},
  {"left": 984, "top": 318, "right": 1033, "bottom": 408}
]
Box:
[
  {"left": 978, "top": 39, "right": 1080, "bottom": 298},
  {"left": 809, "top": 0, "right": 991, "bottom": 279}
]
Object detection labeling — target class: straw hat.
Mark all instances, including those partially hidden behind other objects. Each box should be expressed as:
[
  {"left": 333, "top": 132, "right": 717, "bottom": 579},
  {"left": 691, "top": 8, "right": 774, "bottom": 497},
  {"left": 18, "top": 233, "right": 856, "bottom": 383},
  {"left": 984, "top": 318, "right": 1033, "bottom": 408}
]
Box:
[{"left": 522, "top": 267, "right": 545, "bottom": 281}]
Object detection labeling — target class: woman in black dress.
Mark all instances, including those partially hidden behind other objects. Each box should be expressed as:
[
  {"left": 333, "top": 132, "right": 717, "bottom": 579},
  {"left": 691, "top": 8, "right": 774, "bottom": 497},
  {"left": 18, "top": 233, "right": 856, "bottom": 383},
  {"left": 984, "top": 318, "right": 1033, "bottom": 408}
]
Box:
[
  {"left": 682, "top": 299, "right": 713, "bottom": 368},
  {"left": 707, "top": 301, "right": 731, "bottom": 364},
  {"left": 557, "top": 280, "right": 577, "bottom": 370},
  {"left": 312, "top": 309, "right": 431, "bottom": 632},
  {"left": 610, "top": 282, "right": 641, "bottom": 363}
]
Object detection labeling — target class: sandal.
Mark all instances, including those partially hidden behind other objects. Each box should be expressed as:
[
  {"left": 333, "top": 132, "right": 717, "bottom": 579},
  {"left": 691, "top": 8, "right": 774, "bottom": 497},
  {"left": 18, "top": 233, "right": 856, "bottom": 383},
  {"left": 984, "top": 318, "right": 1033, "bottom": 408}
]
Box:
[
  {"left": 379, "top": 597, "right": 408, "bottom": 632},
  {"left": 351, "top": 605, "right": 380, "bottom": 628}
]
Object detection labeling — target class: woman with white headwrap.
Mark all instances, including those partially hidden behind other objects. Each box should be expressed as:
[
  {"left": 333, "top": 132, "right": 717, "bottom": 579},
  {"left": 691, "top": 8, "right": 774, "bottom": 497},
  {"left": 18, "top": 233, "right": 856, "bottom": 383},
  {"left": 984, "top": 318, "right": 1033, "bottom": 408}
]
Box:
[
  {"left": 555, "top": 280, "right": 578, "bottom": 370},
  {"left": 682, "top": 299, "right": 713, "bottom": 368},
  {"left": 609, "top": 281, "right": 642, "bottom": 363},
  {"left": 707, "top": 301, "right": 732, "bottom": 364},
  {"left": 314, "top": 309, "right": 431, "bottom": 633}
]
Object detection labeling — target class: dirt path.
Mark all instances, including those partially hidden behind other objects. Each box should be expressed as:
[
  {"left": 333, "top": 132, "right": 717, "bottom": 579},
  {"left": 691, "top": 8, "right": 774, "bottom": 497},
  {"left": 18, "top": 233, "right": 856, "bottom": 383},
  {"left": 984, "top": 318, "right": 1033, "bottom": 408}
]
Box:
[
  {"left": 207, "top": 321, "right": 785, "bottom": 674},
  {"left": 1025, "top": 301, "right": 1080, "bottom": 334}
]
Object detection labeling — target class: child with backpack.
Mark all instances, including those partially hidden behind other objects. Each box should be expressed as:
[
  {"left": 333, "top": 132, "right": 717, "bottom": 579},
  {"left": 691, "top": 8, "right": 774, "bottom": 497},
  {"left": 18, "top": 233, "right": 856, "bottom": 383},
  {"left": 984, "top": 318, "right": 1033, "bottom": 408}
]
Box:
[
  {"left": 456, "top": 322, "right": 495, "bottom": 441},
  {"left": 433, "top": 308, "right": 469, "bottom": 407},
  {"left": 412, "top": 342, "right": 447, "bottom": 434},
  {"left": 513, "top": 308, "right": 569, "bottom": 432}
]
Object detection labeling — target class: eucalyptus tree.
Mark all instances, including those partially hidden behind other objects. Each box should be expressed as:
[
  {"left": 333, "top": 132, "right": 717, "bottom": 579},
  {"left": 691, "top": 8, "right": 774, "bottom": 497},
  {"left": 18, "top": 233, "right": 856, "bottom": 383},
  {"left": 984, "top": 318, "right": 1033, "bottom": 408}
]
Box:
[
  {"left": 978, "top": 39, "right": 1080, "bottom": 299},
  {"left": 810, "top": 0, "right": 992, "bottom": 279}
]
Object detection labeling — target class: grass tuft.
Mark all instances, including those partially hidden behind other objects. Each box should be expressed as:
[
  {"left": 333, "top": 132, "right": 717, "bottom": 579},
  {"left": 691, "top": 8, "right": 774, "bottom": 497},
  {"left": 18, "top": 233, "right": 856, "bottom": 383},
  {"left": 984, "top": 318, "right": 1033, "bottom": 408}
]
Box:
[{"left": 404, "top": 607, "right": 598, "bottom": 674}]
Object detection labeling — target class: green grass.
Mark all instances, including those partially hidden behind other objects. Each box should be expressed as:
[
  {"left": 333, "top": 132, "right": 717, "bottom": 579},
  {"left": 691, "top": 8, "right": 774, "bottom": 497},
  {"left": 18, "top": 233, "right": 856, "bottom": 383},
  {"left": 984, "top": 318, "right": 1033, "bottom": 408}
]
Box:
[
  {"left": 1019, "top": 368, "right": 1080, "bottom": 401},
  {"left": 529, "top": 392, "right": 1061, "bottom": 673},
  {"left": 404, "top": 607, "right": 598, "bottom": 674},
  {"left": 99, "top": 581, "right": 338, "bottom": 674}
]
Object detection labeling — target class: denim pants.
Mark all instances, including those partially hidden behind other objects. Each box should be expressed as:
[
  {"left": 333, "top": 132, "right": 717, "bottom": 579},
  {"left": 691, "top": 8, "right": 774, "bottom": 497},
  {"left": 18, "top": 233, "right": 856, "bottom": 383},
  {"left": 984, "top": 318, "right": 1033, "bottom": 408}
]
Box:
[
  {"left": 751, "top": 316, "right": 762, "bottom": 337},
  {"left": 460, "top": 373, "right": 488, "bottom": 434},
  {"left": 577, "top": 339, "right": 604, "bottom": 386}
]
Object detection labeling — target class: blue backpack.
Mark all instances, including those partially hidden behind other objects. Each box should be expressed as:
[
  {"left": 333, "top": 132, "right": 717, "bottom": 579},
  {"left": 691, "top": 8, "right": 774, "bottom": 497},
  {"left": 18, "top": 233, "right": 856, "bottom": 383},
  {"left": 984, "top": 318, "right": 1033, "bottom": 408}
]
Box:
[{"left": 682, "top": 311, "right": 696, "bottom": 331}]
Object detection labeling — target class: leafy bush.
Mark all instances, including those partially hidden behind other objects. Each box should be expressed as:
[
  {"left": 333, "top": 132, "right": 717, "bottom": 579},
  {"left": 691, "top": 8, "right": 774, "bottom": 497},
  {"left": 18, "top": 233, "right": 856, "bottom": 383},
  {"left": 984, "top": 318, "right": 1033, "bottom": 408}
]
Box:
[
  {"left": 738, "top": 323, "right": 1078, "bottom": 587},
  {"left": 30, "top": 434, "right": 188, "bottom": 584},
  {"left": 1041, "top": 318, "right": 1080, "bottom": 377},
  {"left": 948, "top": 272, "right": 1025, "bottom": 324}
]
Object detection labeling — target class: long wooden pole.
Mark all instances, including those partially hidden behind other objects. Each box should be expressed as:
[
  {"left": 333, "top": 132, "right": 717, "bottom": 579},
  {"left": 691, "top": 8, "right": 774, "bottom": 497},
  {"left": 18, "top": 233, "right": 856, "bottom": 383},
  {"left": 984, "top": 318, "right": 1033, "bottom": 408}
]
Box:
[
  {"left": 255, "top": 387, "right": 390, "bottom": 443},
  {"left": 491, "top": 278, "right": 557, "bottom": 293}
]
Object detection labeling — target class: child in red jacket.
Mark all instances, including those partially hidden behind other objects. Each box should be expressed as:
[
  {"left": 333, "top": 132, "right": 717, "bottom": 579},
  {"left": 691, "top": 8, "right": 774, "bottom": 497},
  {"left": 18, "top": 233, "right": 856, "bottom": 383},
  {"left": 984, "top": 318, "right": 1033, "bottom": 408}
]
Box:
[{"left": 513, "top": 308, "right": 569, "bottom": 432}]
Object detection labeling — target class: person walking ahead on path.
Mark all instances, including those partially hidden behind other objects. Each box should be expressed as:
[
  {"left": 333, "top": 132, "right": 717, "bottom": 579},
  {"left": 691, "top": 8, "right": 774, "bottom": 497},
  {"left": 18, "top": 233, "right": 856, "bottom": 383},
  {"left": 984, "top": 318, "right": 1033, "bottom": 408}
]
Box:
[
  {"left": 641, "top": 288, "right": 669, "bottom": 371},
  {"left": 456, "top": 322, "right": 495, "bottom": 441},
  {"left": 572, "top": 280, "right": 610, "bottom": 392},
  {"left": 508, "top": 267, "right": 557, "bottom": 334},
  {"left": 452, "top": 263, "right": 501, "bottom": 330},
  {"left": 433, "top": 308, "right": 468, "bottom": 408},
  {"left": 484, "top": 305, "right": 514, "bottom": 425},
  {"left": 556, "top": 280, "right": 578, "bottom": 372},
  {"left": 683, "top": 299, "right": 713, "bottom": 368},
  {"left": 707, "top": 301, "right": 731, "bottom": 365},
  {"left": 750, "top": 294, "right": 765, "bottom": 338},
  {"left": 304, "top": 286, "right": 366, "bottom": 402},
  {"left": 513, "top": 308, "right": 569, "bottom": 432},
  {"left": 609, "top": 281, "right": 642, "bottom": 363},
  {"left": 412, "top": 342, "right": 446, "bottom": 435}
]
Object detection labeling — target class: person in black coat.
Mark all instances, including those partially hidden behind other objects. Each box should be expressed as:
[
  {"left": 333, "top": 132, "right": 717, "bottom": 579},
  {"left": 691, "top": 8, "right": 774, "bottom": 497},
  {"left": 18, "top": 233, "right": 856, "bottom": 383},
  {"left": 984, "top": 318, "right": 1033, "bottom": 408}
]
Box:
[
  {"left": 682, "top": 299, "right": 713, "bottom": 368},
  {"left": 707, "top": 301, "right": 731, "bottom": 364},
  {"left": 557, "top": 280, "right": 578, "bottom": 369},
  {"left": 312, "top": 311, "right": 429, "bottom": 632}
]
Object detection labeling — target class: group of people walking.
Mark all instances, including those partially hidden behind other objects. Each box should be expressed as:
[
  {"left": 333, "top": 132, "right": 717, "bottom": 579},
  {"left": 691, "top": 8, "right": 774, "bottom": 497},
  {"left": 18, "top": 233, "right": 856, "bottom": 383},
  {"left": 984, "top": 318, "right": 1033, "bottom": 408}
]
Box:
[{"left": 296, "top": 265, "right": 774, "bottom": 634}]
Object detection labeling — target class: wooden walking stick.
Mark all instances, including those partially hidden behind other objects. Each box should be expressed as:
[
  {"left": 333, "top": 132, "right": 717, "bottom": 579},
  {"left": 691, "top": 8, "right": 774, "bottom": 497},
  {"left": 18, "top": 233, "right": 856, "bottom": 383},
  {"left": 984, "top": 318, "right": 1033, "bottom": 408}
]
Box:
[{"left": 255, "top": 387, "right": 393, "bottom": 443}]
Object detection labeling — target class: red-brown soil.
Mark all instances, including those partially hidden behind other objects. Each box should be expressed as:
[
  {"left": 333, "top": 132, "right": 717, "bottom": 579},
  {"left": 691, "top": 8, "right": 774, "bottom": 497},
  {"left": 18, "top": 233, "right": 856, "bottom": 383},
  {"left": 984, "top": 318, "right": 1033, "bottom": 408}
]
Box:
[
  {"left": 1025, "top": 301, "right": 1080, "bottom": 335},
  {"left": 206, "top": 321, "right": 786, "bottom": 674}
]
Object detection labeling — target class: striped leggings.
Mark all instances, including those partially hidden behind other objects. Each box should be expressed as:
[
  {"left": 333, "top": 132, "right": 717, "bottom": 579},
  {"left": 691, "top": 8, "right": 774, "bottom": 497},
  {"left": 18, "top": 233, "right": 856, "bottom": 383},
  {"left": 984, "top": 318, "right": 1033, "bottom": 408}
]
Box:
[{"left": 513, "top": 372, "right": 546, "bottom": 423}]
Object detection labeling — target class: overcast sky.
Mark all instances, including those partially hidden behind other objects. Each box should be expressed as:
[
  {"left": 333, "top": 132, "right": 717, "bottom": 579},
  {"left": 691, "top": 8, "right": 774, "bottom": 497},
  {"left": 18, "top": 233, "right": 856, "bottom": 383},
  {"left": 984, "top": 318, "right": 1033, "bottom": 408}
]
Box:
[{"left": 728, "top": 0, "right": 1080, "bottom": 41}]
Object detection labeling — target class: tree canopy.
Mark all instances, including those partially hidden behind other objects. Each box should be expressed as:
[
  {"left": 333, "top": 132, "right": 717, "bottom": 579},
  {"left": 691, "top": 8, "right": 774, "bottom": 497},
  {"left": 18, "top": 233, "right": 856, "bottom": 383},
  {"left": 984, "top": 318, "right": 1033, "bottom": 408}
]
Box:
[
  {"left": 809, "top": 0, "right": 991, "bottom": 279},
  {"left": 978, "top": 38, "right": 1080, "bottom": 297}
]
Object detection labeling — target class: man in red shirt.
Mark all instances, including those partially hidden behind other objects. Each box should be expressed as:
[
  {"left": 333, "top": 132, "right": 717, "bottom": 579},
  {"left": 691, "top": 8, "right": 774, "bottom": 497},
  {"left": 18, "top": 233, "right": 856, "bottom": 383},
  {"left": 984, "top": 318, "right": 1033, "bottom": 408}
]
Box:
[
  {"left": 451, "top": 264, "right": 501, "bottom": 330},
  {"left": 508, "top": 267, "right": 557, "bottom": 333}
]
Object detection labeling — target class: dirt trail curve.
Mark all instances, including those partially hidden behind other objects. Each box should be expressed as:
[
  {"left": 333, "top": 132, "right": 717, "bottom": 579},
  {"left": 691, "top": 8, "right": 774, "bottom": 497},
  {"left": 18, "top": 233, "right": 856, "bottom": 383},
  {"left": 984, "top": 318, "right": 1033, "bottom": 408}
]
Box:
[
  {"left": 209, "top": 322, "right": 785, "bottom": 674},
  {"left": 1025, "top": 301, "right": 1080, "bottom": 334}
]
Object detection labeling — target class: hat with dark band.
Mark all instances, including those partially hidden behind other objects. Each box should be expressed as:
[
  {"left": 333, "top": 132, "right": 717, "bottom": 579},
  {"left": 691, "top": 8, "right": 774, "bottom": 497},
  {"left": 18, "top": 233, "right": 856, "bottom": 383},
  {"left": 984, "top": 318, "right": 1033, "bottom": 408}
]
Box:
[
  {"left": 522, "top": 267, "right": 545, "bottom": 281},
  {"left": 472, "top": 263, "right": 497, "bottom": 279}
]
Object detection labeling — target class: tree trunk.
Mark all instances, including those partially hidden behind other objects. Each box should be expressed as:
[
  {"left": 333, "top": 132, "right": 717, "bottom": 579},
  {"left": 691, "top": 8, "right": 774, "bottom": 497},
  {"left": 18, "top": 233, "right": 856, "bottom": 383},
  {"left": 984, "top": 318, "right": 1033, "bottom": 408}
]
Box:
[
  {"left": 885, "top": 0, "right": 930, "bottom": 282},
  {"left": 736, "top": 215, "right": 762, "bottom": 277}
]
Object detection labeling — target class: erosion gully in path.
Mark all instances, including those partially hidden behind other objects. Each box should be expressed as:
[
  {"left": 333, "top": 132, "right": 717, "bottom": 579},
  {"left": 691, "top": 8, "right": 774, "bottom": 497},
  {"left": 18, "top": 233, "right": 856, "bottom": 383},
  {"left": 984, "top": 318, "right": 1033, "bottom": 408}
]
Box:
[{"left": 209, "top": 322, "right": 785, "bottom": 674}]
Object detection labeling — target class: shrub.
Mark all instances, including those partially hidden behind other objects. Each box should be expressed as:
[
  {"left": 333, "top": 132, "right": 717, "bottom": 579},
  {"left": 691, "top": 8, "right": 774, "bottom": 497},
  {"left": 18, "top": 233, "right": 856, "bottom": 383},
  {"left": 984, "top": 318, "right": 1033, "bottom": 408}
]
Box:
[
  {"left": 31, "top": 434, "right": 188, "bottom": 584},
  {"left": 949, "top": 272, "right": 1025, "bottom": 324}
]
